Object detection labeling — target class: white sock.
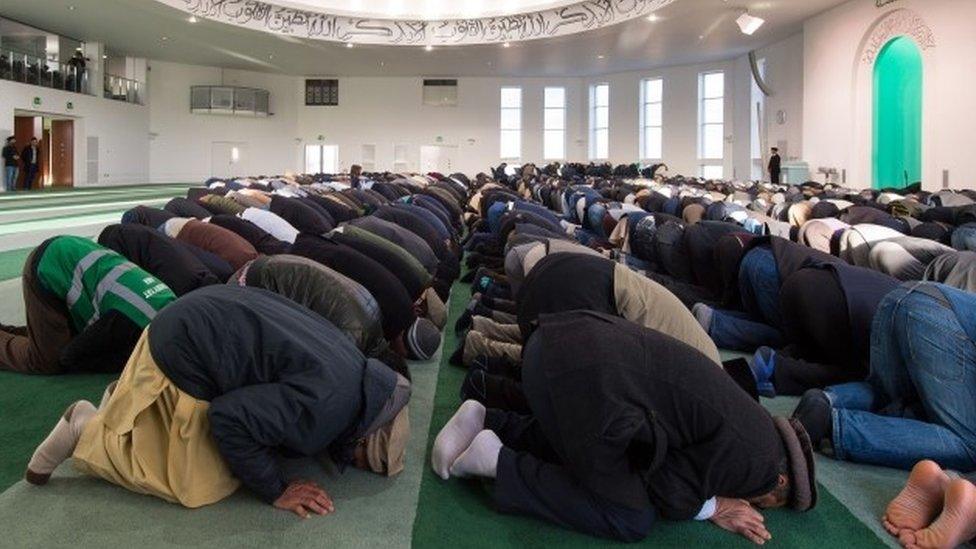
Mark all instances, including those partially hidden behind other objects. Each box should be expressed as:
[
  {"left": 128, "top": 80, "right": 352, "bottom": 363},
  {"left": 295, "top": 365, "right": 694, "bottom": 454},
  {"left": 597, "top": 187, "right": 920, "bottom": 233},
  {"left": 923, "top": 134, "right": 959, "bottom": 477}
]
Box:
[
  {"left": 431, "top": 400, "right": 486, "bottom": 480},
  {"left": 26, "top": 400, "right": 97, "bottom": 484},
  {"left": 449, "top": 430, "right": 503, "bottom": 479},
  {"left": 692, "top": 303, "right": 714, "bottom": 333}
]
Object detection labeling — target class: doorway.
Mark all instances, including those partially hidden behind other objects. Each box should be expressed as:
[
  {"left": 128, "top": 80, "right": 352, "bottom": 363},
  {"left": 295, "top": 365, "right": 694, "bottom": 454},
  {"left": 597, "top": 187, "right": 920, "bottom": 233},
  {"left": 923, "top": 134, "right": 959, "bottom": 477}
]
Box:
[
  {"left": 12, "top": 114, "right": 74, "bottom": 189},
  {"left": 304, "top": 144, "right": 339, "bottom": 174},
  {"left": 211, "top": 141, "right": 249, "bottom": 178},
  {"left": 420, "top": 145, "right": 457, "bottom": 174},
  {"left": 873, "top": 36, "right": 923, "bottom": 189}
]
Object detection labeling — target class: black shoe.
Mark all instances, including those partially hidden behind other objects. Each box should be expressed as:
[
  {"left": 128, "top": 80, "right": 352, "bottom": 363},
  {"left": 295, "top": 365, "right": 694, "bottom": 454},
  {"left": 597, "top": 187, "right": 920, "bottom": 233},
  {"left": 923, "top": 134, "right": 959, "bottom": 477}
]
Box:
[
  {"left": 460, "top": 369, "right": 488, "bottom": 402},
  {"left": 792, "top": 389, "right": 833, "bottom": 448},
  {"left": 454, "top": 309, "right": 475, "bottom": 336},
  {"left": 449, "top": 344, "right": 465, "bottom": 367}
]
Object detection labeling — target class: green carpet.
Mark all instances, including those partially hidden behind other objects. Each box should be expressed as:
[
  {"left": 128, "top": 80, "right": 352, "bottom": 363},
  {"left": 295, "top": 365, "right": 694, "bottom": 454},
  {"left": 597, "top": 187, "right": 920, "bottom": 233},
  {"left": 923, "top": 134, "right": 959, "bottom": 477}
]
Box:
[{"left": 411, "top": 280, "right": 887, "bottom": 548}]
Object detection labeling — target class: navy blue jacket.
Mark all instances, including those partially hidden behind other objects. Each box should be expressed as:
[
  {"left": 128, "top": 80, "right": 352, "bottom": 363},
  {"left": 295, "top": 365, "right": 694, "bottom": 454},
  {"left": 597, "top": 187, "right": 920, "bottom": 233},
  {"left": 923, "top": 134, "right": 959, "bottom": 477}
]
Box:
[{"left": 148, "top": 285, "right": 397, "bottom": 503}]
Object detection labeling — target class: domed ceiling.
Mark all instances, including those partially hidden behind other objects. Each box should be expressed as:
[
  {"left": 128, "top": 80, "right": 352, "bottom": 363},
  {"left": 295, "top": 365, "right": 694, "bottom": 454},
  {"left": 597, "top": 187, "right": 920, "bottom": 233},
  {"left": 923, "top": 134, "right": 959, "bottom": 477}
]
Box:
[{"left": 154, "top": 0, "right": 677, "bottom": 46}]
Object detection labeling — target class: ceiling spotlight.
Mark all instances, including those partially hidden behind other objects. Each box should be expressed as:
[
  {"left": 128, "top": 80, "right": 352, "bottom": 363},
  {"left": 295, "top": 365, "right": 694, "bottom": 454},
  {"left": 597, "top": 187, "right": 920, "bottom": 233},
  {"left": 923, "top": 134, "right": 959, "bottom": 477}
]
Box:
[
  {"left": 67, "top": 5, "right": 75, "bottom": 10},
  {"left": 736, "top": 12, "right": 765, "bottom": 35},
  {"left": 268, "top": 54, "right": 274, "bottom": 59},
  {"left": 188, "top": 15, "right": 198, "bottom": 23},
  {"left": 161, "top": 36, "right": 169, "bottom": 41},
  {"left": 502, "top": 42, "right": 511, "bottom": 48},
  {"left": 597, "top": 54, "right": 605, "bottom": 60},
  {"left": 346, "top": 43, "right": 354, "bottom": 48},
  {"left": 425, "top": 45, "right": 433, "bottom": 52},
  {"left": 646, "top": 14, "right": 659, "bottom": 22}
]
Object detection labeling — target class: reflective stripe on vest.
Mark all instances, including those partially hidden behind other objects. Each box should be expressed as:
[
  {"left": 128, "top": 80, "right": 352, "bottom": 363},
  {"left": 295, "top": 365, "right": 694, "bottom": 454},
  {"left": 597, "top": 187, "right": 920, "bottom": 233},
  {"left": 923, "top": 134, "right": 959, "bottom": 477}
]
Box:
[{"left": 65, "top": 249, "right": 113, "bottom": 310}]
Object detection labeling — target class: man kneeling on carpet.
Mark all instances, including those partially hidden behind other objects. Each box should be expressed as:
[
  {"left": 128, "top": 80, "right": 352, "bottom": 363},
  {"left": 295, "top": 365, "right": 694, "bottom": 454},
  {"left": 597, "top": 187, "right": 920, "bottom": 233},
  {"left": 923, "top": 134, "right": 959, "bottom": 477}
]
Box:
[
  {"left": 0, "top": 236, "right": 176, "bottom": 374},
  {"left": 25, "top": 285, "right": 410, "bottom": 517},
  {"left": 433, "top": 311, "right": 817, "bottom": 544}
]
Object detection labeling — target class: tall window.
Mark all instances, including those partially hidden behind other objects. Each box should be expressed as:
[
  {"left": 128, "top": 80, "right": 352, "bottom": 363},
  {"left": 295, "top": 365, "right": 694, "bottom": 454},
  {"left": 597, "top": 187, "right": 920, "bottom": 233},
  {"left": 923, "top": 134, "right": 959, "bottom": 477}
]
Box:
[
  {"left": 543, "top": 87, "right": 566, "bottom": 160},
  {"left": 640, "top": 78, "right": 663, "bottom": 161},
  {"left": 589, "top": 83, "right": 610, "bottom": 160},
  {"left": 698, "top": 71, "right": 725, "bottom": 178},
  {"left": 500, "top": 87, "right": 522, "bottom": 160}
]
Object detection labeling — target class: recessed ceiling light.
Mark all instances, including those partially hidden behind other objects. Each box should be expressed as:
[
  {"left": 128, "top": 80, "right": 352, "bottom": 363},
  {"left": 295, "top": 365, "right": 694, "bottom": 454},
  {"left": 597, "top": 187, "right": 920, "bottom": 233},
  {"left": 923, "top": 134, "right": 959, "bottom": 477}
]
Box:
[
  {"left": 268, "top": 54, "right": 274, "bottom": 59},
  {"left": 379, "top": 61, "right": 385, "bottom": 66},
  {"left": 597, "top": 54, "right": 605, "bottom": 59},
  {"left": 646, "top": 14, "right": 659, "bottom": 22},
  {"left": 188, "top": 15, "right": 198, "bottom": 23},
  {"left": 67, "top": 5, "right": 75, "bottom": 10},
  {"left": 502, "top": 42, "right": 511, "bottom": 48},
  {"left": 102, "top": 55, "right": 107, "bottom": 59},
  {"left": 424, "top": 45, "right": 433, "bottom": 52},
  {"left": 161, "top": 36, "right": 169, "bottom": 41},
  {"left": 346, "top": 43, "right": 354, "bottom": 49}
]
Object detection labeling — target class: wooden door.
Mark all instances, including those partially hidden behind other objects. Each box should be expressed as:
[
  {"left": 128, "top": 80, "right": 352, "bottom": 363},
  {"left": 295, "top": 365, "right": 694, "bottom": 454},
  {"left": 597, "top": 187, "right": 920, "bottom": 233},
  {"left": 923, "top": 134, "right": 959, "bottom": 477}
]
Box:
[
  {"left": 41, "top": 128, "right": 51, "bottom": 188},
  {"left": 13, "top": 116, "right": 38, "bottom": 190},
  {"left": 51, "top": 120, "right": 73, "bottom": 187}
]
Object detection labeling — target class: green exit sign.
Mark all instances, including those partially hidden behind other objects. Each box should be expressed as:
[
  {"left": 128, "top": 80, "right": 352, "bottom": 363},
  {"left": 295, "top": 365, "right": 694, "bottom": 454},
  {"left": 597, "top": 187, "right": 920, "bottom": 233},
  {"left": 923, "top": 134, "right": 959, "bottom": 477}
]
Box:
[
  {"left": 66, "top": 102, "right": 74, "bottom": 110},
  {"left": 33, "top": 97, "right": 41, "bottom": 106},
  {"left": 436, "top": 136, "right": 444, "bottom": 143}
]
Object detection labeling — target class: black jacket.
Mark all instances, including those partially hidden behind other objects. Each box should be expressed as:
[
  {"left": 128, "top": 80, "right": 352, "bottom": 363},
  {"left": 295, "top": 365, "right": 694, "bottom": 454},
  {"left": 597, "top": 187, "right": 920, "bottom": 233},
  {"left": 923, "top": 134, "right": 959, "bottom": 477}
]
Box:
[
  {"left": 290, "top": 233, "right": 416, "bottom": 341},
  {"left": 768, "top": 154, "right": 781, "bottom": 174},
  {"left": 208, "top": 214, "right": 290, "bottom": 255},
  {"left": 21, "top": 145, "right": 40, "bottom": 167},
  {"left": 347, "top": 216, "right": 439, "bottom": 275},
  {"left": 122, "top": 206, "right": 176, "bottom": 229},
  {"left": 522, "top": 311, "right": 784, "bottom": 519},
  {"left": 149, "top": 285, "right": 397, "bottom": 503},
  {"left": 270, "top": 195, "right": 334, "bottom": 235},
  {"left": 1, "top": 144, "right": 17, "bottom": 165},
  {"left": 164, "top": 197, "right": 212, "bottom": 220},
  {"left": 97, "top": 223, "right": 219, "bottom": 296}
]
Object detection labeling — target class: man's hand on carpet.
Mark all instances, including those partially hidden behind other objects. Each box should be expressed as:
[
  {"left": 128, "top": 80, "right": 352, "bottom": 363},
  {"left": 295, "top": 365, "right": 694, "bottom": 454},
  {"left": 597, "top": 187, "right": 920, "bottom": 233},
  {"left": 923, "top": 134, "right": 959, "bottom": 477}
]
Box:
[
  {"left": 274, "top": 479, "right": 335, "bottom": 519},
  {"left": 710, "top": 497, "right": 772, "bottom": 545}
]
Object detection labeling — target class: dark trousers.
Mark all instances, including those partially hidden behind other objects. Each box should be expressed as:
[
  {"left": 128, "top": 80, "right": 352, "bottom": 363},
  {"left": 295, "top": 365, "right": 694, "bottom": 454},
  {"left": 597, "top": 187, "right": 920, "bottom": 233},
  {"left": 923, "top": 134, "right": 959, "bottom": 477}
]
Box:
[
  {"left": 23, "top": 164, "right": 39, "bottom": 190},
  {"left": 770, "top": 170, "right": 781, "bottom": 185},
  {"left": 487, "top": 408, "right": 655, "bottom": 542},
  {"left": 772, "top": 353, "right": 867, "bottom": 396},
  {"left": 0, "top": 244, "right": 74, "bottom": 373}
]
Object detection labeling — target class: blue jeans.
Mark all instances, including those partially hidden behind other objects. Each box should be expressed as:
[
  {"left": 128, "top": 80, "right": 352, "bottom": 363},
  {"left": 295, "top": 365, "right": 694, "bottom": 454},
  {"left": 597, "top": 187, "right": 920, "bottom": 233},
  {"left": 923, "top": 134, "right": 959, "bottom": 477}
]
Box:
[
  {"left": 826, "top": 283, "right": 976, "bottom": 471},
  {"left": 3, "top": 166, "right": 17, "bottom": 191},
  {"left": 952, "top": 224, "right": 976, "bottom": 252},
  {"left": 706, "top": 246, "right": 784, "bottom": 351}
]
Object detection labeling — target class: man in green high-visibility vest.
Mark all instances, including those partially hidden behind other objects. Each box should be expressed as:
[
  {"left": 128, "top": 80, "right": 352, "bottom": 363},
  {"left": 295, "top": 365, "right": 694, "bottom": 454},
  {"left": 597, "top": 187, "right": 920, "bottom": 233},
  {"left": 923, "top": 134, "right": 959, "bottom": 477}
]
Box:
[{"left": 0, "top": 236, "right": 176, "bottom": 374}]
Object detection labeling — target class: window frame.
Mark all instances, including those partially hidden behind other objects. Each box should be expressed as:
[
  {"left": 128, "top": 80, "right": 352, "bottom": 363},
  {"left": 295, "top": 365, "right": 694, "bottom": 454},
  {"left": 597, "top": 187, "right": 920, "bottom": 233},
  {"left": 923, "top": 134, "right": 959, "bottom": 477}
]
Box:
[
  {"left": 499, "top": 86, "right": 523, "bottom": 161},
  {"left": 698, "top": 70, "right": 726, "bottom": 177},
  {"left": 589, "top": 83, "right": 610, "bottom": 161},
  {"left": 543, "top": 86, "right": 567, "bottom": 161},
  {"left": 639, "top": 77, "right": 664, "bottom": 162}
]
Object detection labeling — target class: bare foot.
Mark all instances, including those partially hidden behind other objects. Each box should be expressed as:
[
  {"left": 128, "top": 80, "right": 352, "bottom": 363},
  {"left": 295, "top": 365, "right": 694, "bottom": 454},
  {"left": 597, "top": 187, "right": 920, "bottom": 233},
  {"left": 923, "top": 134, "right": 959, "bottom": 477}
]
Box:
[
  {"left": 900, "top": 479, "right": 976, "bottom": 549},
  {"left": 884, "top": 461, "right": 950, "bottom": 536}
]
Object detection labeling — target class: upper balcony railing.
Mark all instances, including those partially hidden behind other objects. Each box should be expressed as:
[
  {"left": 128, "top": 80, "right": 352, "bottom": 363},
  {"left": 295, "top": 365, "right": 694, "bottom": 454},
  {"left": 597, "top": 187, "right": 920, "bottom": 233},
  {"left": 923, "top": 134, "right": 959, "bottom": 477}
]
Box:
[
  {"left": 0, "top": 47, "right": 90, "bottom": 95},
  {"left": 104, "top": 73, "right": 143, "bottom": 105}
]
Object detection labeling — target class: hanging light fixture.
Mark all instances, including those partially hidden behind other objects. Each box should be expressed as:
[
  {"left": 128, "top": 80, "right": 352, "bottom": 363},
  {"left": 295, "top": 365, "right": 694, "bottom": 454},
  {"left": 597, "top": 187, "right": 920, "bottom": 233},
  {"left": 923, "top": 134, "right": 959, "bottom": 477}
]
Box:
[{"left": 736, "top": 11, "right": 765, "bottom": 35}]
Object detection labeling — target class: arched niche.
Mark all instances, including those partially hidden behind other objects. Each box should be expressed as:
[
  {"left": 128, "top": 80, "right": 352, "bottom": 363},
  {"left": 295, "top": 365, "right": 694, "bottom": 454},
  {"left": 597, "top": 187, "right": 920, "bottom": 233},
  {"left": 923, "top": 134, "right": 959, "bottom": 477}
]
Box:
[
  {"left": 873, "top": 37, "right": 923, "bottom": 189},
  {"left": 850, "top": 8, "right": 936, "bottom": 189}
]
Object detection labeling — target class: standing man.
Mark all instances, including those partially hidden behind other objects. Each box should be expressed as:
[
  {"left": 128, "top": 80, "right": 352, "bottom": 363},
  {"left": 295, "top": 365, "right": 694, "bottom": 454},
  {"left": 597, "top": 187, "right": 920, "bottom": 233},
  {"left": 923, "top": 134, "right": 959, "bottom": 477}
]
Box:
[
  {"left": 768, "top": 147, "right": 782, "bottom": 185},
  {"left": 2, "top": 136, "right": 18, "bottom": 191},
  {"left": 22, "top": 138, "right": 41, "bottom": 190}
]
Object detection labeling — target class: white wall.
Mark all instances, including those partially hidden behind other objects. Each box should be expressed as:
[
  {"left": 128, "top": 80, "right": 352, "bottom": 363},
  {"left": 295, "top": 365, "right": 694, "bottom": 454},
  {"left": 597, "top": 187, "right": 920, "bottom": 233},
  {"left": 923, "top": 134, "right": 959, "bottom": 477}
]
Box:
[
  {"left": 146, "top": 54, "right": 808, "bottom": 182},
  {"left": 293, "top": 76, "right": 584, "bottom": 177},
  {"left": 803, "top": 0, "right": 976, "bottom": 190},
  {"left": 0, "top": 79, "right": 149, "bottom": 186},
  {"left": 148, "top": 61, "right": 301, "bottom": 183}
]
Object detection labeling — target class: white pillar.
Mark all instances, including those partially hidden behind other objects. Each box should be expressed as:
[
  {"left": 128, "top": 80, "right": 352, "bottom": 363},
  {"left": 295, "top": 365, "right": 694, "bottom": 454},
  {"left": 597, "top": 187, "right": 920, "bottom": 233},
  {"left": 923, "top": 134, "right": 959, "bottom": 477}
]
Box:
[{"left": 82, "top": 42, "right": 104, "bottom": 97}]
